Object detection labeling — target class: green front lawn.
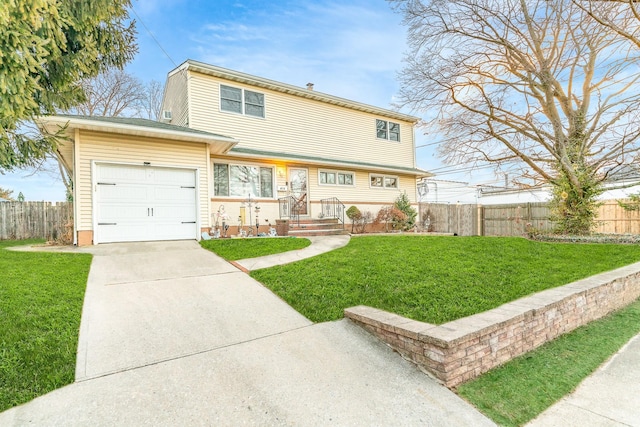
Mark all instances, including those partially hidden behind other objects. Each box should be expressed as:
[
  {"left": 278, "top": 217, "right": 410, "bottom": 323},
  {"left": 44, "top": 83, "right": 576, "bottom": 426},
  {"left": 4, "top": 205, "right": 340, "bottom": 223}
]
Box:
[
  {"left": 250, "top": 235, "right": 640, "bottom": 324},
  {"left": 458, "top": 298, "right": 640, "bottom": 426},
  {"left": 200, "top": 237, "right": 311, "bottom": 261},
  {"left": 0, "top": 240, "right": 92, "bottom": 412}
]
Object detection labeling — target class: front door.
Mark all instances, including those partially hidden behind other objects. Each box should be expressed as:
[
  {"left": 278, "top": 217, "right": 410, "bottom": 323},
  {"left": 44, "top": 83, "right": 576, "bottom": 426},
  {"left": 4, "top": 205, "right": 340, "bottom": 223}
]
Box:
[{"left": 289, "top": 167, "right": 308, "bottom": 215}]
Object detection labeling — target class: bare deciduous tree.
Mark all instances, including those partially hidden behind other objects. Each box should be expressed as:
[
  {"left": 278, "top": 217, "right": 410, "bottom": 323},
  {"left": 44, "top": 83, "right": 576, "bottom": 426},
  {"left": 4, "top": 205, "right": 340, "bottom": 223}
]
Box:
[
  {"left": 391, "top": 0, "right": 640, "bottom": 233},
  {"left": 51, "top": 70, "right": 164, "bottom": 198},
  {"left": 140, "top": 80, "right": 164, "bottom": 121},
  {"left": 68, "top": 69, "right": 146, "bottom": 117},
  {"left": 573, "top": 0, "right": 640, "bottom": 49}
]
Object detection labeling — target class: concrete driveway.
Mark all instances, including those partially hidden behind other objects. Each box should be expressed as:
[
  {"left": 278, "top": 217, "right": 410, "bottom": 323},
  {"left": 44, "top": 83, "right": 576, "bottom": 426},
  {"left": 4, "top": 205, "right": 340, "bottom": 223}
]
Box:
[{"left": 1, "top": 240, "right": 494, "bottom": 426}]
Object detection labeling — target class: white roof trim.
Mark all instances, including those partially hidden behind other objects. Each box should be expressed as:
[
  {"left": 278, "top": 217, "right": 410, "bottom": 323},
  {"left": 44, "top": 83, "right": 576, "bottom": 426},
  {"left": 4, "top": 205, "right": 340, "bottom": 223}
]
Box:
[
  {"left": 35, "top": 116, "right": 238, "bottom": 153},
  {"left": 223, "top": 150, "right": 432, "bottom": 177}
]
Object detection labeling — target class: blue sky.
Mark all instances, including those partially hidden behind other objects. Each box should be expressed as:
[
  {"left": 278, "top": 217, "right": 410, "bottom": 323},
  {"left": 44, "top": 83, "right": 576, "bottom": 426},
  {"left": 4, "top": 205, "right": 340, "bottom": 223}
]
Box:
[{"left": 2, "top": 0, "right": 478, "bottom": 201}]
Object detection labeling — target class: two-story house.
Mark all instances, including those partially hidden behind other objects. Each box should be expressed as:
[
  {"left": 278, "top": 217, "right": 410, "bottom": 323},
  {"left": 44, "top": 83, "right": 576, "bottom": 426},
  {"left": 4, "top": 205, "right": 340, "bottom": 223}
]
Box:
[{"left": 37, "top": 60, "right": 429, "bottom": 245}]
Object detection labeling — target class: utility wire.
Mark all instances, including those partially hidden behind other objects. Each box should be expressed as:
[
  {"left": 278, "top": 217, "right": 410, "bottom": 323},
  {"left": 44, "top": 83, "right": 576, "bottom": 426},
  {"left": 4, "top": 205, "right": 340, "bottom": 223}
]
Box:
[{"left": 130, "top": 6, "right": 178, "bottom": 68}]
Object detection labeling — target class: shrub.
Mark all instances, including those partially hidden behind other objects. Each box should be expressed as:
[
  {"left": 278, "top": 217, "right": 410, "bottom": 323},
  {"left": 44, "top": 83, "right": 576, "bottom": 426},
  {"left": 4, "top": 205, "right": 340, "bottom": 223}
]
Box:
[
  {"left": 394, "top": 192, "right": 417, "bottom": 230},
  {"left": 374, "top": 206, "right": 407, "bottom": 232},
  {"left": 346, "top": 206, "right": 361, "bottom": 233},
  {"left": 355, "top": 210, "right": 372, "bottom": 233},
  {"left": 618, "top": 193, "right": 640, "bottom": 212}
]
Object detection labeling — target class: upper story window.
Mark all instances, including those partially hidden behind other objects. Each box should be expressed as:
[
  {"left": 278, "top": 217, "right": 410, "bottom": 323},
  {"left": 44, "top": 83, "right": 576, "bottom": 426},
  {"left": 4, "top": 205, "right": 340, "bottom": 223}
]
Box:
[
  {"left": 220, "top": 85, "right": 265, "bottom": 118},
  {"left": 319, "top": 170, "right": 355, "bottom": 186},
  {"left": 376, "top": 119, "right": 400, "bottom": 141}
]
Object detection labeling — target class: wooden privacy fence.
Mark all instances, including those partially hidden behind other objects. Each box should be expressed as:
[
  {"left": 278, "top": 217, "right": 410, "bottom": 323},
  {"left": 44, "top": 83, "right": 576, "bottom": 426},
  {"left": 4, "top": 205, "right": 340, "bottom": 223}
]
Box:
[
  {"left": 0, "top": 201, "right": 73, "bottom": 241},
  {"left": 597, "top": 201, "right": 640, "bottom": 234},
  {"left": 419, "top": 200, "right": 640, "bottom": 237},
  {"left": 481, "top": 202, "right": 553, "bottom": 236},
  {"left": 418, "top": 203, "right": 477, "bottom": 236}
]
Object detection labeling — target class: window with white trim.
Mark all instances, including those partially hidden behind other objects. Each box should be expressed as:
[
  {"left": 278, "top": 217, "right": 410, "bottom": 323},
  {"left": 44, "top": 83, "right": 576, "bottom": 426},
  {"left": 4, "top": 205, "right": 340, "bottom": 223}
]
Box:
[
  {"left": 220, "top": 85, "right": 265, "bottom": 118},
  {"left": 376, "top": 119, "right": 400, "bottom": 141},
  {"left": 319, "top": 170, "right": 354, "bottom": 186},
  {"left": 370, "top": 174, "right": 398, "bottom": 189},
  {"left": 214, "top": 163, "right": 274, "bottom": 197}
]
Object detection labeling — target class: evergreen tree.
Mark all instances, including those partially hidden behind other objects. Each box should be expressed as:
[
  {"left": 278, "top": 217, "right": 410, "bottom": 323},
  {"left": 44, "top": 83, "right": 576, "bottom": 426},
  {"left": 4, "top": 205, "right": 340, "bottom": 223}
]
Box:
[{"left": 1, "top": 0, "right": 137, "bottom": 171}]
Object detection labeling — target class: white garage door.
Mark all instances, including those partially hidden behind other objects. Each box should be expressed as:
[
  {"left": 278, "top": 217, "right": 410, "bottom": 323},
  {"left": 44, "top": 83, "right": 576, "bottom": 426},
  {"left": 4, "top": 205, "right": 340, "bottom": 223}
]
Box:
[{"left": 95, "top": 164, "right": 198, "bottom": 244}]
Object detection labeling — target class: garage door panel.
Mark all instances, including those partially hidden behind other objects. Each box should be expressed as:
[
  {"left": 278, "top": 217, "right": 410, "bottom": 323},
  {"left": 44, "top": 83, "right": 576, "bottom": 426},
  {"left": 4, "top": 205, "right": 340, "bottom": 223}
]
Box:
[
  {"left": 98, "top": 204, "right": 150, "bottom": 222},
  {"left": 152, "top": 204, "right": 196, "bottom": 220},
  {"left": 153, "top": 186, "right": 196, "bottom": 202},
  {"left": 97, "top": 164, "right": 148, "bottom": 183},
  {"left": 153, "top": 168, "right": 196, "bottom": 186},
  {"left": 98, "top": 185, "right": 151, "bottom": 202},
  {"left": 95, "top": 164, "right": 198, "bottom": 244},
  {"left": 97, "top": 223, "right": 153, "bottom": 243}
]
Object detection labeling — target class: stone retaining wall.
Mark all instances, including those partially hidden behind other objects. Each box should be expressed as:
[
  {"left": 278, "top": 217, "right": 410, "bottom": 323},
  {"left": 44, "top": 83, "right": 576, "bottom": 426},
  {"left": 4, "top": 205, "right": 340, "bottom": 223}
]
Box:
[{"left": 344, "top": 262, "right": 640, "bottom": 388}]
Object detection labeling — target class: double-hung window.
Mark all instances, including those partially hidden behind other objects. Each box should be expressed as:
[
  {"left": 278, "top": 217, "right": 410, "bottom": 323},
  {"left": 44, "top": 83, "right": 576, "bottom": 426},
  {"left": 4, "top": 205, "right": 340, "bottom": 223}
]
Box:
[
  {"left": 220, "top": 85, "right": 265, "bottom": 118},
  {"left": 214, "top": 163, "right": 274, "bottom": 198},
  {"left": 376, "top": 119, "right": 400, "bottom": 141}
]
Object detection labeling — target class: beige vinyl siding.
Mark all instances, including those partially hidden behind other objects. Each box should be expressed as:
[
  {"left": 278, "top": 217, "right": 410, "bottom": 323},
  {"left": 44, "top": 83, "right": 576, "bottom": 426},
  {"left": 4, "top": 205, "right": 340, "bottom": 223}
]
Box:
[
  {"left": 161, "top": 71, "right": 189, "bottom": 127},
  {"left": 189, "top": 73, "right": 416, "bottom": 169},
  {"left": 76, "top": 131, "right": 209, "bottom": 230},
  {"left": 308, "top": 167, "right": 417, "bottom": 205},
  {"left": 210, "top": 157, "right": 416, "bottom": 221}
]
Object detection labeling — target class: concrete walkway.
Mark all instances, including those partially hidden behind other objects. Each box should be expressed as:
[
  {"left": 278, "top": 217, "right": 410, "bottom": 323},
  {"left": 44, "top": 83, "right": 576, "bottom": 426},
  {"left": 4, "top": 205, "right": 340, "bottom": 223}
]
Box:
[
  {"left": 234, "top": 235, "right": 350, "bottom": 271},
  {"left": 527, "top": 333, "right": 640, "bottom": 427},
  {"left": 1, "top": 240, "right": 494, "bottom": 426}
]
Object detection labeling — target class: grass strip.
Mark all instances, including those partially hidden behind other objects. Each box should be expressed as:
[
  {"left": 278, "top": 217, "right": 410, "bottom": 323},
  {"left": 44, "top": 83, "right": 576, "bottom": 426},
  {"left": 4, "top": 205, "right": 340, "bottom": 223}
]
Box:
[
  {"left": 200, "top": 237, "right": 310, "bottom": 261},
  {"left": 457, "top": 298, "right": 640, "bottom": 426},
  {"left": 0, "top": 240, "right": 92, "bottom": 412},
  {"left": 250, "top": 235, "right": 640, "bottom": 324}
]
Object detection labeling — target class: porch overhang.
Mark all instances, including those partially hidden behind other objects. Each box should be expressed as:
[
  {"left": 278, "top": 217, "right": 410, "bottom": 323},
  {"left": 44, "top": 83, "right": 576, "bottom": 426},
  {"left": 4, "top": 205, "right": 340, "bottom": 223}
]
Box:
[{"left": 225, "top": 147, "right": 433, "bottom": 177}]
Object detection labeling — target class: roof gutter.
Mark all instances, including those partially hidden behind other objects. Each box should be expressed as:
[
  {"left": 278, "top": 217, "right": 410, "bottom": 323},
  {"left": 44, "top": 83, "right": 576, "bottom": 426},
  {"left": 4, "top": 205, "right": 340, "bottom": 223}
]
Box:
[
  {"left": 226, "top": 148, "right": 432, "bottom": 177},
  {"left": 35, "top": 116, "right": 238, "bottom": 149}
]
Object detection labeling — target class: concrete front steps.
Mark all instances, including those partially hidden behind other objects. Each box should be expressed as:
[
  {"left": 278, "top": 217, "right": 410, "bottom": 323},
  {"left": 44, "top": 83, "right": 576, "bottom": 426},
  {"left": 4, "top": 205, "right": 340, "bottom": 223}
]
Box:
[{"left": 287, "top": 218, "right": 350, "bottom": 237}]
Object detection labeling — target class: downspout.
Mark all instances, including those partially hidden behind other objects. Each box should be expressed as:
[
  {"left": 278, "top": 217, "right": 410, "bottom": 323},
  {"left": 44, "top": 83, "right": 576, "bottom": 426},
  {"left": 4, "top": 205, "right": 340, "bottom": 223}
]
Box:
[
  {"left": 206, "top": 143, "right": 212, "bottom": 231},
  {"left": 73, "top": 128, "right": 80, "bottom": 245},
  {"left": 412, "top": 124, "right": 418, "bottom": 169}
]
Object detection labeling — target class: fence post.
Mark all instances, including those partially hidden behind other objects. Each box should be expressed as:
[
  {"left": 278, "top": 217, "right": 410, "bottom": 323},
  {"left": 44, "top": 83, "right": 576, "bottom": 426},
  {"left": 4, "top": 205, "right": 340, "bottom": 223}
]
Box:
[{"left": 477, "top": 204, "right": 484, "bottom": 236}]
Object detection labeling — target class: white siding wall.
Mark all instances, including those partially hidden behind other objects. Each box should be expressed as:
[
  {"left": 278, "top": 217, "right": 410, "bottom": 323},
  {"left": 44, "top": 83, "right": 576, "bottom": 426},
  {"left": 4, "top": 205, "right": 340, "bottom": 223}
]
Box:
[
  {"left": 161, "top": 71, "right": 189, "bottom": 127},
  {"left": 189, "top": 73, "right": 416, "bottom": 169},
  {"left": 76, "top": 131, "right": 209, "bottom": 230},
  {"left": 56, "top": 140, "right": 74, "bottom": 173}
]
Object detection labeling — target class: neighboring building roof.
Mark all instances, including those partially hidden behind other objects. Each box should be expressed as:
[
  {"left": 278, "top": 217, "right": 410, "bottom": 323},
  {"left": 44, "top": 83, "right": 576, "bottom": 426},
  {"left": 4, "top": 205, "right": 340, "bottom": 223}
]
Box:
[
  {"left": 35, "top": 115, "right": 238, "bottom": 154},
  {"left": 0, "top": 198, "right": 11, "bottom": 202},
  {"left": 607, "top": 164, "right": 640, "bottom": 182},
  {"left": 171, "top": 60, "right": 421, "bottom": 124},
  {"left": 228, "top": 147, "right": 432, "bottom": 177}
]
